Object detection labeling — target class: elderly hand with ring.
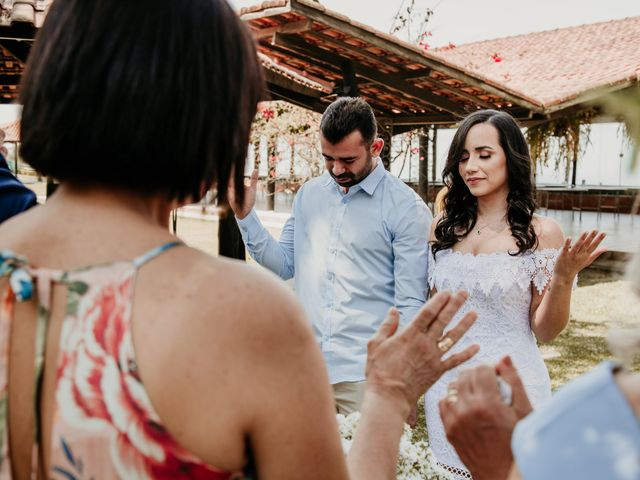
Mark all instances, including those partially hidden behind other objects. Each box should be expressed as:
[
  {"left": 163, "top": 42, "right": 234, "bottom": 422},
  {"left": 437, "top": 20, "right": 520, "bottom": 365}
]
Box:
[
  {"left": 365, "top": 290, "right": 480, "bottom": 420},
  {"left": 439, "top": 356, "right": 533, "bottom": 480}
]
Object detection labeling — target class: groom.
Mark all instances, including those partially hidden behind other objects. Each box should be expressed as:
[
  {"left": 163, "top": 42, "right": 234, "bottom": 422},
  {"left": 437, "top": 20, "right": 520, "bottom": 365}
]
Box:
[{"left": 230, "top": 97, "right": 432, "bottom": 414}]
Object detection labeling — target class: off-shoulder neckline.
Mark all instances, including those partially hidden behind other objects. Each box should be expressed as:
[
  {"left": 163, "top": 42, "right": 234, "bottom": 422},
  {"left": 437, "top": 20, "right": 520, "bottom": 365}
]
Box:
[{"left": 439, "top": 247, "right": 561, "bottom": 258}]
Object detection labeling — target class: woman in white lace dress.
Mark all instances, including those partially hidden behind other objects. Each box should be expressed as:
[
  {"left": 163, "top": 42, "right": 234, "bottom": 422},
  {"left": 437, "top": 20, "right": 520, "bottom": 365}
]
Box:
[{"left": 425, "top": 110, "right": 606, "bottom": 479}]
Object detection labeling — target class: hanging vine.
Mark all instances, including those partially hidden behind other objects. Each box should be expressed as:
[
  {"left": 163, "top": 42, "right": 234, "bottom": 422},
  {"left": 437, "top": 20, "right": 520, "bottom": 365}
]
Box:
[
  {"left": 525, "top": 109, "right": 596, "bottom": 178},
  {"left": 599, "top": 89, "right": 640, "bottom": 171}
]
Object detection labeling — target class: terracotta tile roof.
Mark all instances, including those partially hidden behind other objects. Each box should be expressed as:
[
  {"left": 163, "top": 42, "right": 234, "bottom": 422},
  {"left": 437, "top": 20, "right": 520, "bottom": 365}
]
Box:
[
  {"left": 240, "top": 0, "right": 538, "bottom": 125},
  {"left": 431, "top": 16, "right": 640, "bottom": 111},
  {"left": 0, "top": 119, "right": 19, "bottom": 142}
]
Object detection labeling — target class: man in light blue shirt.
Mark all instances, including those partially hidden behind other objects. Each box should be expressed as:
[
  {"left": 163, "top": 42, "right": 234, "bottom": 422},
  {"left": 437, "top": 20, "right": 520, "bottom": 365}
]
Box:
[{"left": 230, "top": 98, "right": 431, "bottom": 414}]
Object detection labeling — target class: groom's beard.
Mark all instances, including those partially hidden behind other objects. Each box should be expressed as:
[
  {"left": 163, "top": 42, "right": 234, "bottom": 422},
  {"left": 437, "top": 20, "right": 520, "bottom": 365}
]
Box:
[{"left": 329, "top": 155, "right": 375, "bottom": 188}]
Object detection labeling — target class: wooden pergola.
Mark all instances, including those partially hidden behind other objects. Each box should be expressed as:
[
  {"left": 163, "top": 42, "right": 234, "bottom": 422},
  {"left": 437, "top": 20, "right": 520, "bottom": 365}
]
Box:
[
  {"left": 241, "top": 0, "right": 545, "bottom": 129},
  {"left": 240, "top": 0, "right": 548, "bottom": 206}
]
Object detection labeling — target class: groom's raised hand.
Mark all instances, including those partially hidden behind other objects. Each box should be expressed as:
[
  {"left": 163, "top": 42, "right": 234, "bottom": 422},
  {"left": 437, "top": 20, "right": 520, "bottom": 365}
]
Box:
[{"left": 228, "top": 169, "right": 258, "bottom": 220}]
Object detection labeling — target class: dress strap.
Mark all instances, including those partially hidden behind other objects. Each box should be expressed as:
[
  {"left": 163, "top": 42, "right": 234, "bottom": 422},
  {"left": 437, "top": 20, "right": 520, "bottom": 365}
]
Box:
[{"left": 132, "top": 241, "right": 184, "bottom": 268}]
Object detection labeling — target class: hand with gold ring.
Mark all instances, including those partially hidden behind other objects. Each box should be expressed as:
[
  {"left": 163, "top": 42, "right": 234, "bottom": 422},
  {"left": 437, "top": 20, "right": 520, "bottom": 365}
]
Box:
[
  {"left": 437, "top": 335, "right": 454, "bottom": 354},
  {"left": 439, "top": 356, "right": 534, "bottom": 480},
  {"left": 365, "top": 290, "right": 479, "bottom": 418},
  {"left": 445, "top": 382, "right": 459, "bottom": 404}
]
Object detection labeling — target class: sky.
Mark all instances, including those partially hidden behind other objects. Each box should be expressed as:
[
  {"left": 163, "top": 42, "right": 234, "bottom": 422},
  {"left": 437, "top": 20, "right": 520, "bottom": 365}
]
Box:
[{"left": 230, "top": 0, "right": 640, "bottom": 47}]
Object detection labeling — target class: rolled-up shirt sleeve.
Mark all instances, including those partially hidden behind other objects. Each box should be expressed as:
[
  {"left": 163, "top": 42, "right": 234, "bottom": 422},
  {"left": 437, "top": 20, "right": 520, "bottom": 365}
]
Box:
[
  {"left": 236, "top": 208, "right": 295, "bottom": 280},
  {"left": 391, "top": 198, "right": 432, "bottom": 327}
]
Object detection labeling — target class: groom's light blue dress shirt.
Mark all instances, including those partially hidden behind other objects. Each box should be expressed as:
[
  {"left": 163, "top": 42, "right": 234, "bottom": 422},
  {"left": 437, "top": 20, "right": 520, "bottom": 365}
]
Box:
[{"left": 237, "top": 160, "right": 432, "bottom": 384}]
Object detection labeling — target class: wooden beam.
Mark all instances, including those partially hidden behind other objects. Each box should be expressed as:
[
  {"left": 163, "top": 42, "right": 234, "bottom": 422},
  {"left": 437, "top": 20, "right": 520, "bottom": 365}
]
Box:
[
  {"left": 415, "top": 77, "right": 495, "bottom": 109},
  {"left": 240, "top": 5, "right": 292, "bottom": 22},
  {"left": 380, "top": 114, "right": 462, "bottom": 126},
  {"left": 288, "top": 0, "right": 542, "bottom": 112},
  {"left": 400, "top": 68, "right": 432, "bottom": 80},
  {"left": 0, "top": 74, "right": 21, "bottom": 85},
  {"left": 266, "top": 82, "right": 328, "bottom": 113},
  {"left": 0, "top": 24, "right": 36, "bottom": 41},
  {"left": 0, "top": 39, "right": 30, "bottom": 63},
  {"left": 305, "top": 29, "right": 403, "bottom": 72},
  {"left": 262, "top": 41, "right": 343, "bottom": 77},
  {"left": 274, "top": 34, "right": 466, "bottom": 115},
  {"left": 541, "top": 81, "right": 639, "bottom": 115},
  {"left": 263, "top": 66, "right": 325, "bottom": 99},
  {"left": 269, "top": 42, "right": 432, "bottom": 114},
  {"left": 253, "top": 19, "right": 313, "bottom": 40}
]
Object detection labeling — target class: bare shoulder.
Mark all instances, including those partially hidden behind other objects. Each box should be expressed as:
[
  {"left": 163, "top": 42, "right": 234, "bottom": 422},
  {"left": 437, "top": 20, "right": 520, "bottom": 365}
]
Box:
[
  {"left": 134, "top": 248, "right": 320, "bottom": 470},
  {"left": 134, "top": 245, "right": 315, "bottom": 383},
  {"left": 172, "top": 248, "right": 310, "bottom": 346},
  {"left": 532, "top": 215, "right": 564, "bottom": 250}
]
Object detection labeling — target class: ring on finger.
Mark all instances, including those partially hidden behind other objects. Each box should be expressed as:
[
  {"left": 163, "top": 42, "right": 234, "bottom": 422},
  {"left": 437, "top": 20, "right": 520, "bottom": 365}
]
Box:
[
  {"left": 446, "top": 387, "right": 459, "bottom": 404},
  {"left": 437, "top": 336, "right": 454, "bottom": 353}
]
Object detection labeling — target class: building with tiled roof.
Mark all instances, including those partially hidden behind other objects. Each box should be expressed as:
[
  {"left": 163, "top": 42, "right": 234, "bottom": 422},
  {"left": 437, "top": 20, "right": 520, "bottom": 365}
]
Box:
[{"left": 431, "top": 16, "right": 640, "bottom": 114}]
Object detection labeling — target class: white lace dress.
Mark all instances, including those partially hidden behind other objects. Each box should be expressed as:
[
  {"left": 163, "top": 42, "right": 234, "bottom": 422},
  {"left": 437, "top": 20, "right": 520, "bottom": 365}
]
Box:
[{"left": 425, "top": 248, "right": 565, "bottom": 479}]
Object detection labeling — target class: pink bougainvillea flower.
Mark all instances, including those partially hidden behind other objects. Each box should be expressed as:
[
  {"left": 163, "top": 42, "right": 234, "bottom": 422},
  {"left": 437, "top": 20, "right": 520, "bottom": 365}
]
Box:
[{"left": 262, "top": 108, "right": 275, "bottom": 120}]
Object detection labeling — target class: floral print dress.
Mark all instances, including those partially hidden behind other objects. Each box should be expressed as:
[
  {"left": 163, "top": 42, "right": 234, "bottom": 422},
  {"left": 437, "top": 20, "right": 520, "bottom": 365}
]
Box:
[{"left": 0, "top": 242, "right": 247, "bottom": 479}]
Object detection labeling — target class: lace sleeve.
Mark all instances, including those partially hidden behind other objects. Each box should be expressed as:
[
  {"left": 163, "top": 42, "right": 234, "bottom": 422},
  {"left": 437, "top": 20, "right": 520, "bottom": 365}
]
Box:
[{"left": 526, "top": 249, "right": 578, "bottom": 295}]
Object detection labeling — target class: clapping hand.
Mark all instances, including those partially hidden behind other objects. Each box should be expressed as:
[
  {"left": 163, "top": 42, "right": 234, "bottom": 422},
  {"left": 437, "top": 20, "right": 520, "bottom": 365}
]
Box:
[
  {"left": 227, "top": 169, "right": 258, "bottom": 220},
  {"left": 554, "top": 230, "right": 606, "bottom": 280},
  {"left": 439, "top": 356, "right": 532, "bottom": 480},
  {"left": 365, "top": 291, "right": 479, "bottom": 418}
]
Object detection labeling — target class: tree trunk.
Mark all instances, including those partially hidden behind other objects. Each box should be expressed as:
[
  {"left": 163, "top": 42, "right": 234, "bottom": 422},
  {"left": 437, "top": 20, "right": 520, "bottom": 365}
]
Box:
[
  {"left": 379, "top": 122, "right": 393, "bottom": 171},
  {"left": 218, "top": 204, "right": 246, "bottom": 260},
  {"left": 267, "top": 136, "right": 277, "bottom": 211},
  {"left": 431, "top": 126, "right": 438, "bottom": 183},
  {"left": 418, "top": 127, "right": 430, "bottom": 203}
]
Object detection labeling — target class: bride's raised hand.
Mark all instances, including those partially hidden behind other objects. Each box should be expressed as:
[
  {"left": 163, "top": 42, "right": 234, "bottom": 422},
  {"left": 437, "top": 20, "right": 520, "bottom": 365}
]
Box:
[{"left": 554, "top": 230, "right": 606, "bottom": 279}]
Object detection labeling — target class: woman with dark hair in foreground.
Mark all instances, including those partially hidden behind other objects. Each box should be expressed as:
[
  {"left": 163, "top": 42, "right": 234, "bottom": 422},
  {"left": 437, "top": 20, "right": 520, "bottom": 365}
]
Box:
[
  {"left": 425, "top": 109, "right": 606, "bottom": 478},
  {"left": 0, "top": 0, "right": 479, "bottom": 478}
]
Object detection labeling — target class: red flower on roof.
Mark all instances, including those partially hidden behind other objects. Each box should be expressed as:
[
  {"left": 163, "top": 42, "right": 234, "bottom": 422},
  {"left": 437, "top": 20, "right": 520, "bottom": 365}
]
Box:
[
  {"left": 491, "top": 52, "right": 503, "bottom": 63},
  {"left": 418, "top": 41, "right": 430, "bottom": 51}
]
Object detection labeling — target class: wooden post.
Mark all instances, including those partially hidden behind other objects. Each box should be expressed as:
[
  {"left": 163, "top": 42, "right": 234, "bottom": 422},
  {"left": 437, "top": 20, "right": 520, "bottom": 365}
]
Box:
[
  {"left": 46, "top": 177, "right": 57, "bottom": 198},
  {"left": 253, "top": 138, "right": 261, "bottom": 170},
  {"left": 418, "top": 127, "right": 429, "bottom": 203},
  {"left": 267, "top": 136, "right": 277, "bottom": 211},
  {"left": 217, "top": 204, "right": 246, "bottom": 260},
  {"left": 14, "top": 142, "right": 19, "bottom": 175},
  {"left": 570, "top": 126, "right": 580, "bottom": 187},
  {"left": 431, "top": 125, "right": 438, "bottom": 183},
  {"left": 379, "top": 121, "right": 393, "bottom": 171},
  {"left": 341, "top": 59, "right": 358, "bottom": 97}
]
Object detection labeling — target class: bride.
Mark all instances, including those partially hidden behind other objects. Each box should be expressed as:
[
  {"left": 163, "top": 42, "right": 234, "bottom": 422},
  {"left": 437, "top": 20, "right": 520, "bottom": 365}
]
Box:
[{"left": 425, "top": 109, "right": 606, "bottom": 479}]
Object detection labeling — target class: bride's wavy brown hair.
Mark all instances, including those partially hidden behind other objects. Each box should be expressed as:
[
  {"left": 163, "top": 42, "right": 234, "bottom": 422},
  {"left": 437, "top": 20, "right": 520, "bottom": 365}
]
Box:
[{"left": 432, "top": 110, "right": 537, "bottom": 256}]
